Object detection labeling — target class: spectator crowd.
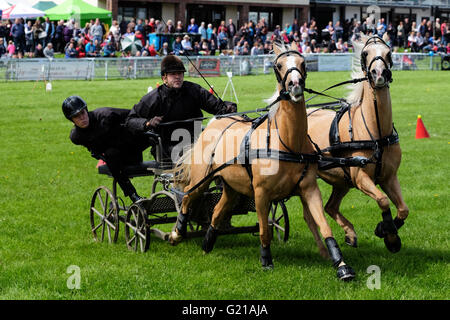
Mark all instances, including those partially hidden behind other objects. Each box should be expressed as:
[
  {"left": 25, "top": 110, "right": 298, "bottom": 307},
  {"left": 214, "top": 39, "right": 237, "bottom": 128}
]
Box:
[{"left": 0, "top": 14, "right": 449, "bottom": 59}]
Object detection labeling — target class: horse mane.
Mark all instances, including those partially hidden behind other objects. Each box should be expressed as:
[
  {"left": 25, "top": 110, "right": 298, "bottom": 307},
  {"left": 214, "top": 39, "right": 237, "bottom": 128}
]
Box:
[
  {"left": 346, "top": 38, "right": 365, "bottom": 106},
  {"left": 264, "top": 41, "right": 290, "bottom": 119}
]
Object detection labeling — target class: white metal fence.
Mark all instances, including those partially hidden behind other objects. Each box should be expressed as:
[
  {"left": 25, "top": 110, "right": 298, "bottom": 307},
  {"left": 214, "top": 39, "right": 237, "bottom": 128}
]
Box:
[{"left": 0, "top": 53, "right": 447, "bottom": 81}]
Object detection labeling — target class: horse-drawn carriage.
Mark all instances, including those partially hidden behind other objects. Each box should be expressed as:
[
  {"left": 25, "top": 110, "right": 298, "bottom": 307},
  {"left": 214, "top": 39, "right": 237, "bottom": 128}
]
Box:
[
  {"left": 87, "top": 35, "right": 409, "bottom": 281},
  {"left": 89, "top": 132, "right": 289, "bottom": 253}
]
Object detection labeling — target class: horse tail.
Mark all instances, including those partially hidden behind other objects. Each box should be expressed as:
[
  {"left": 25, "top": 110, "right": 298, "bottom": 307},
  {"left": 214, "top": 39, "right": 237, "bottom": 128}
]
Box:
[{"left": 167, "top": 146, "right": 193, "bottom": 190}]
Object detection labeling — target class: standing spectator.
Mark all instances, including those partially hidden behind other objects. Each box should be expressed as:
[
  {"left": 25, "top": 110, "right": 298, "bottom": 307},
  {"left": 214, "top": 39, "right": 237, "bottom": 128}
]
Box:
[
  {"left": 43, "top": 17, "right": 54, "bottom": 47},
  {"left": 110, "top": 20, "right": 120, "bottom": 45},
  {"left": 441, "top": 22, "right": 448, "bottom": 45},
  {"left": 218, "top": 20, "right": 226, "bottom": 35},
  {"left": 206, "top": 23, "right": 213, "bottom": 41},
  {"left": 119, "top": 19, "right": 128, "bottom": 35},
  {"left": 11, "top": 18, "right": 25, "bottom": 58},
  {"left": 334, "top": 21, "right": 343, "bottom": 41},
  {"left": 292, "top": 18, "right": 300, "bottom": 34},
  {"left": 376, "top": 18, "right": 386, "bottom": 37},
  {"left": 7, "top": 40, "right": 16, "bottom": 58},
  {"left": 419, "top": 19, "right": 427, "bottom": 37},
  {"left": 308, "top": 20, "right": 318, "bottom": 42},
  {"left": 0, "top": 38, "right": 6, "bottom": 58},
  {"left": 434, "top": 18, "right": 441, "bottom": 39},
  {"left": 227, "top": 18, "right": 237, "bottom": 49},
  {"left": 187, "top": 18, "right": 198, "bottom": 34},
  {"left": 24, "top": 21, "right": 34, "bottom": 57},
  {"left": 218, "top": 28, "right": 228, "bottom": 52},
  {"left": 0, "top": 21, "right": 7, "bottom": 44},
  {"left": 43, "top": 42, "right": 54, "bottom": 59},
  {"left": 199, "top": 22, "right": 207, "bottom": 41},
  {"left": 175, "top": 21, "right": 184, "bottom": 33},
  {"left": 33, "top": 20, "right": 45, "bottom": 47},
  {"left": 209, "top": 27, "right": 218, "bottom": 55},
  {"left": 155, "top": 20, "right": 165, "bottom": 34},
  {"left": 397, "top": 21, "right": 405, "bottom": 47},
  {"left": 91, "top": 19, "right": 103, "bottom": 44},
  {"left": 166, "top": 20, "right": 175, "bottom": 33}
]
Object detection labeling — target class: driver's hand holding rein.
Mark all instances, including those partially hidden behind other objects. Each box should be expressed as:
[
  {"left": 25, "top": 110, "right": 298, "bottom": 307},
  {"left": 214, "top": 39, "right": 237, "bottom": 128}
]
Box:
[{"left": 125, "top": 55, "right": 237, "bottom": 161}]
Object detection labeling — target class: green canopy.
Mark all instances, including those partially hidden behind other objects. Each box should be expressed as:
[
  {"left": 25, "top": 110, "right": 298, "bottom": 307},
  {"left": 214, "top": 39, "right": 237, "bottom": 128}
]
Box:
[
  {"left": 45, "top": 0, "right": 112, "bottom": 26},
  {"left": 33, "top": 1, "right": 57, "bottom": 12}
]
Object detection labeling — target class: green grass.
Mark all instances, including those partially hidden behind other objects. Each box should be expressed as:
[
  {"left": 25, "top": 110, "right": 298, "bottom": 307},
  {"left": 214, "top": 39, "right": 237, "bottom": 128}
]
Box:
[{"left": 0, "top": 71, "right": 448, "bottom": 300}]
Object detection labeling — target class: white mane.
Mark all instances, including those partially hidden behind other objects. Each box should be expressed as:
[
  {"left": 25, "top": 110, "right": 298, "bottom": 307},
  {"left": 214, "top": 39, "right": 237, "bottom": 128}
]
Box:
[
  {"left": 264, "top": 42, "right": 290, "bottom": 119},
  {"left": 346, "top": 38, "right": 365, "bottom": 106}
]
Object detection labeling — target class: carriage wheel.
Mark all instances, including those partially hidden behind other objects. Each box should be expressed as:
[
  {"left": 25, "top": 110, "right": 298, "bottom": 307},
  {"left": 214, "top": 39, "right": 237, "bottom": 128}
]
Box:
[
  {"left": 90, "top": 186, "right": 119, "bottom": 243},
  {"left": 124, "top": 202, "right": 150, "bottom": 252},
  {"left": 270, "top": 201, "right": 289, "bottom": 242}
]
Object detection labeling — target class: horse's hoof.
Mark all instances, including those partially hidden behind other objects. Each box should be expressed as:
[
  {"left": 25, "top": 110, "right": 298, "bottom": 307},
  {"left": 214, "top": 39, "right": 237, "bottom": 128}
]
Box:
[
  {"left": 345, "top": 236, "right": 358, "bottom": 248},
  {"left": 337, "top": 265, "right": 356, "bottom": 281},
  {"left": 261, "top": 262, "right": 274, "bottom": 271},
  {"left": 384, "top": 234, "right": 402, "bottom": 253},
  {"left": 202, "top": 225, "right": 218, "bottom": 253},
  {"left": 168, "top": 231, "right": 182, "bottom": 246},
  {"left": 374, "top": 221, "right": 385, "bottom": 238}
]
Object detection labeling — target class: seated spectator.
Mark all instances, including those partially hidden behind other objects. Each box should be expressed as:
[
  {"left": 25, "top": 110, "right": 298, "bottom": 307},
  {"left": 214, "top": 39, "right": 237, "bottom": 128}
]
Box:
[
  {"left": 43, "top": 42, "right": 54, "bottom": 59},
  {"left": 141, "top": 43, "right": 157, "bottom": 56},
  {"left": 85, "top": 39, "right": 98, "bottom": 57},
  {"left": 218, "top": 29, "right": 228, "bottom": 52},
  {"left": 34, "top": 43, "right": 45, "bottom": 58},
  {"left": 102, "top": 39, "right": 116, "bottom": 57},
  {"left": 172, "top": 36, "right": 184, "bottom": 55},
  {"left": 76, "top": 40, "right": 86, "bottom": 58},
  {"left": 158, "top": 42, "right": 170, "bottom": 56},
  {"left": 135, "top": 30, "right": 145, "bottom": 47},
  {"left": 181, "top": 34, "right": 193, "bottom": 53},
  {"left": 65, "top": 42, "right": 78, "bottom": 58}
]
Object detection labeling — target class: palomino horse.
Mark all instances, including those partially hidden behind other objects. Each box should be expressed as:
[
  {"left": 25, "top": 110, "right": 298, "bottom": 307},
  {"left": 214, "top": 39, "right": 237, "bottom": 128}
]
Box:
[
  {"left": 307, "top": 33, "right": 408, "bottom": 252},
  {"left": 170, "top": 42, "right": 355, "bottom": 281}
]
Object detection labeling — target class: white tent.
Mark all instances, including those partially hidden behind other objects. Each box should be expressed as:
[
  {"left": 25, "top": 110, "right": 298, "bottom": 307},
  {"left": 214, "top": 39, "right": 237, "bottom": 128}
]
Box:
[
  {"left": 1, "top": 3, "right": 45, "bottom": 19},
  {"left": 0, "top": 0, "right": 11, "bottom": 10}
]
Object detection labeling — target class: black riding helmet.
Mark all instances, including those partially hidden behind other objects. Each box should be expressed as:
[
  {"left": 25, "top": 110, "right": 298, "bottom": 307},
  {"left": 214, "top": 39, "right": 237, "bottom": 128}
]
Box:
[
  {"left": 62, "top": 95, "right": 88, "bottom": 120},
  {"left": 160, "top": 55, "right": 186, "bottom": 76}
]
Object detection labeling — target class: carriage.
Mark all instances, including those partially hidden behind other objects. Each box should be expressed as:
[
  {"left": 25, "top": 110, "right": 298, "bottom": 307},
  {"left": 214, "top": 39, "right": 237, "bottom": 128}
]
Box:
[{"left": 89, "top": 132, "right": 290, "bottom": 252}]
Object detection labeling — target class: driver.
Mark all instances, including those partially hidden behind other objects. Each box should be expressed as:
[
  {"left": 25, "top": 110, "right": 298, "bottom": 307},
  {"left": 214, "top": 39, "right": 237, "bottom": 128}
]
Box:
[
  {"left": 125, "top": 54, "right": 237, "bottom": 162},
  {"left": 62, "top": 96, "right": 148, "bottom": 203}
]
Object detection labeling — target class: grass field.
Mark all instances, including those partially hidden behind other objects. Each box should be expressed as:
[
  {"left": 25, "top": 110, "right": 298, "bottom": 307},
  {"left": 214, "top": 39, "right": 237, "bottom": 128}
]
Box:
[{"left": 0, "top": 70, "right": 448, "bottom": 300}]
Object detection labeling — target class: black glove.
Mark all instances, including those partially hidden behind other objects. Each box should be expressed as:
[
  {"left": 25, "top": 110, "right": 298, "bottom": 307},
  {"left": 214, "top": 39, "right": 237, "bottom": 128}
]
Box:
[
  {"left": 145, "top": 116, "right": 163, "bottom": 130},
  {"left": 223, "top": 101, "right": 237, "bottom": 114}
]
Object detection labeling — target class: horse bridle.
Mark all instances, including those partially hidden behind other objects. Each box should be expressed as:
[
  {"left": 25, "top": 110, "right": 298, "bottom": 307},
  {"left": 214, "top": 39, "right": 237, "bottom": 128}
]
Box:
[
  {"left": 273, "top": 50, "right": 307, "bottom": 99},
  {"left": 360, "top": 36, "right": 393, "bottom": 87}
]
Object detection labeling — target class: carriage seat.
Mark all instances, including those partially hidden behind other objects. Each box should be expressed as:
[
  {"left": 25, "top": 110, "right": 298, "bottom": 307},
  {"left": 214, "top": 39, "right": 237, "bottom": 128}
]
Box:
[{"left": 97, "top": 161, "right": 160, "bottom": 178}]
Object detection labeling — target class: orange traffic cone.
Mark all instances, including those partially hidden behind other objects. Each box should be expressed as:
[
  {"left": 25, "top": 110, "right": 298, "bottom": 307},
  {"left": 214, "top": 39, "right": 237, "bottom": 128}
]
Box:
[
  {"left": 415, "top": 115, "right": 430, "bottom": 139},
  {"left": 209, "top": 86, "right": 214, "bottom": 94}
]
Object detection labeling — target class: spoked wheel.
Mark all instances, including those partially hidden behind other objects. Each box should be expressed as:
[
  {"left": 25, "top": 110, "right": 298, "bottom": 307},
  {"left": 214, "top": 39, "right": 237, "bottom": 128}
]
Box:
[
  {"left": 269, "top": 201, "right": 289, "bottom": 242},
  {"left": 90, "top": 186, "right": 119, "bottom": 243},
  {"left": 124, "top": 202, "right": 150, "bottom": 252}
]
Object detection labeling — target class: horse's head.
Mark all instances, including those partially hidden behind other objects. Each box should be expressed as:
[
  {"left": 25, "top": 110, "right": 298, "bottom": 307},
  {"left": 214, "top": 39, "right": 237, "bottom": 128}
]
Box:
[
  {"left": 360, "top": 33, "right": 393, "bottom": 89},
  {"left": 273, "top": 42, "right": 307, "bottom": 103}
]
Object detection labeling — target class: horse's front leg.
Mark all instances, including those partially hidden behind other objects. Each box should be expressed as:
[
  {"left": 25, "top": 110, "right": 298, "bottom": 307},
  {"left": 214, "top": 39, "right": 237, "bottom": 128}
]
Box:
[
  {"left": 380, "top": 175, "right": 409, "bottom": 233},
  {"left": 254, "top": 187, "right": 273, "bottom": 270},
  {"left": 301, "top": 201, "right": 329, "bottom": 259},
  {"left": 354, "top": 169, "right": 402, "bottom": 253},
  {"left": 298, "top": 171, "right": 355, "bottom": 281}
]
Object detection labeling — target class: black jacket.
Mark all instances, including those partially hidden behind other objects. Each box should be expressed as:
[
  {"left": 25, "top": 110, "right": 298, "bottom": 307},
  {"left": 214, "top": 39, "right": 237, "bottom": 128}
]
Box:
[
  {"left": 126, "top": 81, "right": 227, "bottom": 149},
  {"left": 70, "top": 107, "right": 147, "bottom": 159}
]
